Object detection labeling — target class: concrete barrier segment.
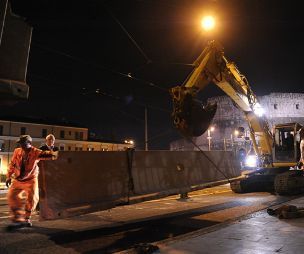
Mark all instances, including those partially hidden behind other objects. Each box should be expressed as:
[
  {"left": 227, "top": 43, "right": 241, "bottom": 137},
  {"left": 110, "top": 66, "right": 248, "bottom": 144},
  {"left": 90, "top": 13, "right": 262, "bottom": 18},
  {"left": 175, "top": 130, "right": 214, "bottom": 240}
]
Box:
[{"left": 39, "top": 150, "right": 240, "bottom": 220}]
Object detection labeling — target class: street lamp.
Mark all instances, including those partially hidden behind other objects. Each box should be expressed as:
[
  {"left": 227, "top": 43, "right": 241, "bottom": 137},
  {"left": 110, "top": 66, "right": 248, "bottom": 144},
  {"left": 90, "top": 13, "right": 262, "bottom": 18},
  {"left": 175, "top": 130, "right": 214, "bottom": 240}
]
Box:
[
  {"left": 207, "top": 126, "right": 215, "bottom": 151},
  {"left": 234, "top": 130, "right": 239, "bottom": 137},
  {"left": 124, "top": 139, "right": 135, "bottom": 148},
  {"left": 201, "top": 15, "right": 215, "bottom": 31}
]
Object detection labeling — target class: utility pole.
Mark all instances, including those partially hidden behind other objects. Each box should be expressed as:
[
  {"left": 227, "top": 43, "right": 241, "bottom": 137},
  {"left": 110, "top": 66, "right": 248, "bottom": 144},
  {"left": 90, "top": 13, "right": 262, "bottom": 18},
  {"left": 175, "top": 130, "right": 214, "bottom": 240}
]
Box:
[
  {"left": 207, "top": 129, "right": 211, "bottom": 151},
  {"left": 145, "top": 107, "right": 148, "bottom": 151}
]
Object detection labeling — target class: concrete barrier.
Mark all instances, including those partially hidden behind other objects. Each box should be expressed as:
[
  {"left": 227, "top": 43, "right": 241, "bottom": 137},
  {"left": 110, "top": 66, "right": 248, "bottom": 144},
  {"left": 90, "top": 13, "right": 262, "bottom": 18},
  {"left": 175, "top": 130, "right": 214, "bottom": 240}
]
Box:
[
  {"left": 131, "top": 151, "right": 238, "bottom": 195},
  {"left": 39, "top": 152, "right": 130, "bottom": 219},
  {"left": 39, "top": 150, "right": 240, "bottom": 220}
]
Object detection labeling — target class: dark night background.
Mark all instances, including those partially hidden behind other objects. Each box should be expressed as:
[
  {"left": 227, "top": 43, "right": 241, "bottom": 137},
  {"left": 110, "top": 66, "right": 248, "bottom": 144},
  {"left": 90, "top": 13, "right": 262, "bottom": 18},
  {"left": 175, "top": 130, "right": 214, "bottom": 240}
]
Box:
[{"left": 2, "top": 0, "right": 304, "bottom": 149}]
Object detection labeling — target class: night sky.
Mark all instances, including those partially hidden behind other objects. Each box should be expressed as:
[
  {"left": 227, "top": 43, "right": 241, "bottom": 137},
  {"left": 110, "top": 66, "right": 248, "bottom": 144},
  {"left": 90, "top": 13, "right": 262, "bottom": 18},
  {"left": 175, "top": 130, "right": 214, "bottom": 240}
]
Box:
[{"left": 3, "top": 0, "right": 304, "bottom": 149}]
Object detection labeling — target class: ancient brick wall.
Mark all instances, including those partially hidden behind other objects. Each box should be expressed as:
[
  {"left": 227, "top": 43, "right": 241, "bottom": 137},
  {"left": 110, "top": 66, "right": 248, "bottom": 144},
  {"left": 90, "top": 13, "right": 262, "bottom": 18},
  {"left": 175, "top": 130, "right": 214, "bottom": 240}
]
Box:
[{"left": 170, "top": 93, "right": 304, "bottom": 151}]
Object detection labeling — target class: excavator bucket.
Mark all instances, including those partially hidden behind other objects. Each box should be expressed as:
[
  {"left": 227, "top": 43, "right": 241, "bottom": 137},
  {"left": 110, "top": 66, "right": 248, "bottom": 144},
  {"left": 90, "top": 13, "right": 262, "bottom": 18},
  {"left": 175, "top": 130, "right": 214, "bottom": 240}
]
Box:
[{"left": 172, "top": 93, "right": 217, "bottom": 137}]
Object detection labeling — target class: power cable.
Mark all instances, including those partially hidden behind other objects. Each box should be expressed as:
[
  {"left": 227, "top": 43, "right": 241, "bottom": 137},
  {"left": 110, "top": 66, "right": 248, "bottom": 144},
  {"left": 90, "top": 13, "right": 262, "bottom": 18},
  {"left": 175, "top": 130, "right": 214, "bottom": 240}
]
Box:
[
  {"left": 32, "top": 43, "right": 168, "bottom": 92},
  {"left": 84, "top": 88, "right": 170, "bottom": 113},
  {"left": 33, "top": 43, "right": 130, "bottom": 78},
  {"left": 103, "top": 2, "right": 151, "bottom": 65},
  {"left": 29, "top": 73, "right": 171, "bottom": 115}
]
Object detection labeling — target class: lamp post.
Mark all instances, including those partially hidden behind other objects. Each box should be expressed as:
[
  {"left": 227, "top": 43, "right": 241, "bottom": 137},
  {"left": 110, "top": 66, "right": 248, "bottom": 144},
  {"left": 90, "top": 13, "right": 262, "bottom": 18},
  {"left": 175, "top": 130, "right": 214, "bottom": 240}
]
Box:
[
  {"left": 231, "top": 129, "right": 240, "bottom": 153},
  {"left": 207, "top": 126, "right": 215, "bottom": 151},
  {"left": 230, "top": 133, "right": 234, "bottom": 150}
]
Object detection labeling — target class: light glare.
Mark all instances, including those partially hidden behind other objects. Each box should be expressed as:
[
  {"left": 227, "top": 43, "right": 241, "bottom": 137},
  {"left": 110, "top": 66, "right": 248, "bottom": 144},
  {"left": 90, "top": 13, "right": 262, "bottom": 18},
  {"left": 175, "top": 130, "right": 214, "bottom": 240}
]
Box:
[
  {"left": 253, "top": 103, "right": 265, "bottom": 117},
  {"left": 245, "top": 155, "right": 257, "bottom": 168},
  {"left": 201, "top": 16, "right": 215, "bottom": 31}
]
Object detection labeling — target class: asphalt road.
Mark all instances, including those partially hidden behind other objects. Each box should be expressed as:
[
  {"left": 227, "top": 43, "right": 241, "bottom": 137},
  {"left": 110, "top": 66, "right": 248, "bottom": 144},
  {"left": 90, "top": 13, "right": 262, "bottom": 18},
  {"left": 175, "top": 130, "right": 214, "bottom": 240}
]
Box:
[{"left": 0, "top": 185, "right": 300, "bottom": 253}]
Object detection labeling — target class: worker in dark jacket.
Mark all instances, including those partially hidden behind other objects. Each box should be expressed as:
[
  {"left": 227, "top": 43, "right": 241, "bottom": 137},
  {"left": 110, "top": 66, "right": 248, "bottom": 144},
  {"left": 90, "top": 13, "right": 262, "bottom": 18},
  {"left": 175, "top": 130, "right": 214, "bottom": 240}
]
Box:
[
  {"left": 36, "top": 134, "right": 58, "bottom": 214},
  {"left": 39, "top": 134, "right": 59, "bottom": 152}
]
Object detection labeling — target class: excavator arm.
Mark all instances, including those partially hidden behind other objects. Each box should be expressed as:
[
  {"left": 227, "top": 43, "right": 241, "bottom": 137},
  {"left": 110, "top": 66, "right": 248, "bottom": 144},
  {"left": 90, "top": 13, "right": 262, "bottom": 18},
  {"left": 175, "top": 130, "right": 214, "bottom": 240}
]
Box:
[{"left": 170, "top": 40, "right": 273, "bottom": 167}]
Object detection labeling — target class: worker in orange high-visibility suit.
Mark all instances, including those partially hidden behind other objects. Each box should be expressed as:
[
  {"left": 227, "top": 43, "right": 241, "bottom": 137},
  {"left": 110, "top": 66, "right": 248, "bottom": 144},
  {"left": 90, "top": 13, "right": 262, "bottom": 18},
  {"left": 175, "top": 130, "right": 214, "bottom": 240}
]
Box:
[{"left": 5, "top": 135, "right": 58, "bottom": 230}]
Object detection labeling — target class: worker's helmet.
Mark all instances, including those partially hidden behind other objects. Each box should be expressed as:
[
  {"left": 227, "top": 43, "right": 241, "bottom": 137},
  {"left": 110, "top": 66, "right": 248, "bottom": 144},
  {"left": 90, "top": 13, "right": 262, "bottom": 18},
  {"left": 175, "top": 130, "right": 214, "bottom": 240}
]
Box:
[{"left": 16, "top": 135, "right": 32, "bottom": 144}]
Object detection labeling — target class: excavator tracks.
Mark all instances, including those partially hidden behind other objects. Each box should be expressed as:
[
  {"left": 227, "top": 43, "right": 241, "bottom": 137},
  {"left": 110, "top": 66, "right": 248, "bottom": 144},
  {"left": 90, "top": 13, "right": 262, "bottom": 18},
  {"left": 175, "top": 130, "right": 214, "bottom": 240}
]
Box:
[
  {"left": 231, "top": 170, "right": 304, "bottom": 195},
  {"left": 274, "top": 170, "right": 304, "bottom": 195},
  {"left": 230, "top": 175, "right": 275, "bottom": 193}
]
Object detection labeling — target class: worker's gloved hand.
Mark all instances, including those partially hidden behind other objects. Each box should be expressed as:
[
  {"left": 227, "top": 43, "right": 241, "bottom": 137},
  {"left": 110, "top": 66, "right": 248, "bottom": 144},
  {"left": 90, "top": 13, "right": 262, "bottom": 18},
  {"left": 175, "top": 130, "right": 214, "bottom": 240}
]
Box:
[
  {"left": 52, "top": 151, "right": 59, "bottom": 160},
  {"left": 5, "top": 178, "right": 11, "bottom": 188}
]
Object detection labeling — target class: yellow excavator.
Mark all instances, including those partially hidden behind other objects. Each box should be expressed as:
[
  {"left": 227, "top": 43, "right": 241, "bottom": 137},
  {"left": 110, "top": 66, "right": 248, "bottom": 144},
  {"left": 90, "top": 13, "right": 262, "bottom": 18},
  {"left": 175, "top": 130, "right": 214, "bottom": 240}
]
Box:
[{"left": 170, "top": 40, "right": 304, "bottom": 195}]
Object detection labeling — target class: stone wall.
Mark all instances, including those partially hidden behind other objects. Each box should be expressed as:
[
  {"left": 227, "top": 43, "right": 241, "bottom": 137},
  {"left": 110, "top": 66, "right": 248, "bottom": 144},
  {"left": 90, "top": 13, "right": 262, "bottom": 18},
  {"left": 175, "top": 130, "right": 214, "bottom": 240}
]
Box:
[{"left": 170, "top": 93, "right": 304, "bottom": 151}]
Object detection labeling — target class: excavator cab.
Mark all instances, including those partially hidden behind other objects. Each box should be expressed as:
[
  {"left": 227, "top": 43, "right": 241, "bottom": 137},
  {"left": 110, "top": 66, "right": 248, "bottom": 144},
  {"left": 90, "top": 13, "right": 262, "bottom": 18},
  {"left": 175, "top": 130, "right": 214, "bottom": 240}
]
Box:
[{"left": 273, "top": 123, "right": 302, "bottom": 164}]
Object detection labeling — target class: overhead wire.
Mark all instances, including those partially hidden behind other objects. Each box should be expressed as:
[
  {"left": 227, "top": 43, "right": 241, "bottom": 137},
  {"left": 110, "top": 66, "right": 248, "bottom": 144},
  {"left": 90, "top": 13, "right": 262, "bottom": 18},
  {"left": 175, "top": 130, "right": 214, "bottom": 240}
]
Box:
[
  {"left": 103, "top": 2, "right": 151, "bottom": 65},
  {"left": 83, "top": 87, "right": 171, "bottom": 113},
  {"left": 28, "top": 2, "right": 236, "bottom": 160},
  {"left": 32, "top": 43, "right": 168, "bottom": 93},
  {"left": 29, "top": 73, "right": 170, "bottom": 114}
]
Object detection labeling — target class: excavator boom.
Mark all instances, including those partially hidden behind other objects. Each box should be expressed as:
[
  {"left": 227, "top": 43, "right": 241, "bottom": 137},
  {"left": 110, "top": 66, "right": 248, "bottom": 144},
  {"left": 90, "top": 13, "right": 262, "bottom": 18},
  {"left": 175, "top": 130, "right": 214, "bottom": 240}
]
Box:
[{"left": 170, "top": 40, "right": 273, "bottom": 166}]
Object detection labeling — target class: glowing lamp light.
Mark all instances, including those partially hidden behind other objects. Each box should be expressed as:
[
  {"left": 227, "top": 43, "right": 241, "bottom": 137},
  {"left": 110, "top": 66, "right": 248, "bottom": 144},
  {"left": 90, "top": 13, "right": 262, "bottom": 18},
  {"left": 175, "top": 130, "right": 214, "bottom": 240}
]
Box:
[
  {"left": 245, "top": 155, "right": 257, "bottom": 168},
  {"left": 253, "top": 103, "right": 265, "bottom": 117},
  {"left": 124, "top": 139, "right": 135, "bottom": 145},
  {"left": 201, "top": 16, "right": 215, "bottom": 31},
  {"left": 209, "top": 126, "right": 215, "bottom": 132},
  {"left": 234, "top": 130, "right": 239, "bottom": 136}
]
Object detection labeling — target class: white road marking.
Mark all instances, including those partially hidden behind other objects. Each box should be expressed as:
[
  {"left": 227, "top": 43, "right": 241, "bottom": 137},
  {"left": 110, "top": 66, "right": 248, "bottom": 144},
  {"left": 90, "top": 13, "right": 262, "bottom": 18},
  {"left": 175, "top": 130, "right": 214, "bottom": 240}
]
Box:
[
  {"left": 0, "top": 216, "right": 10, "bottom": 219},
  {"left": 145, "top": 188, "right": 231, "bottom": 203}
]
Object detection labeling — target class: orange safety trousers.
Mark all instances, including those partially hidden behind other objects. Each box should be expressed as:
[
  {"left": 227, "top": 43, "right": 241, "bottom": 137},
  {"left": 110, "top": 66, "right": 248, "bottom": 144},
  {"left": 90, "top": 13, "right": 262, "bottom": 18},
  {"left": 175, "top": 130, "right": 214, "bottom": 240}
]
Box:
[{"left": 7, "top": 177, "right": 38, "bottom": 223}]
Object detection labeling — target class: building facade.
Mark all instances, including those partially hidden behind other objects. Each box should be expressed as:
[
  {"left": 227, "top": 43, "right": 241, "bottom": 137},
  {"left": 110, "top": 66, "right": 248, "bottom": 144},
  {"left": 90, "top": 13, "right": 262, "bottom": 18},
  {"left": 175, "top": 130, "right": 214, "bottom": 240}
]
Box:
[
  {"left": 170, "top": 93, "right": 304, "bottom": 152},
  {"left": 0, "top": 119, "right": 133, "bottom": 182}
]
